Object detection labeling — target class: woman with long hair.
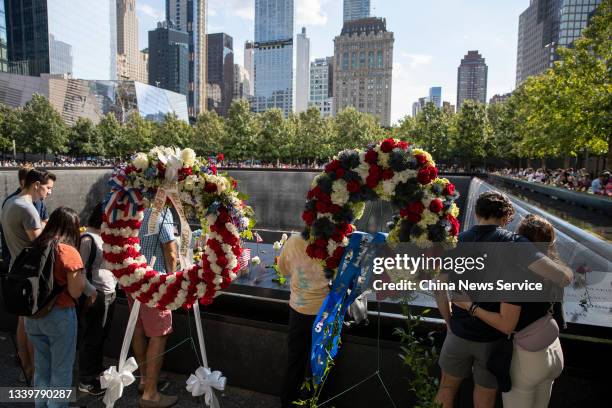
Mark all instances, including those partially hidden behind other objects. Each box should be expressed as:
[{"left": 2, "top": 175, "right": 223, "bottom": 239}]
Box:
[
  {"left": 24, "top": 207, "right": 85, "bottom": 407},
  {"left": 453, "top": 214, "right": 566, "bottom": 408}
]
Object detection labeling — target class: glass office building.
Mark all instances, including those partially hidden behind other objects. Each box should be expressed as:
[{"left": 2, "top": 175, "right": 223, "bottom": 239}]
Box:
[
  {"left": 253, "top": 0, "right": 294, "bottom": 116},
  {"left": 429, "top": 87, "right": 442, "bottom": 108},
  {"left": 5, "top": 0, "right": 117, "bottom": 79},
  {"left": 343, "top": 0, "right": 370, "bottom": 23},
  {"left": 0, "top": 73, "right": 188, "bottom": 125}
]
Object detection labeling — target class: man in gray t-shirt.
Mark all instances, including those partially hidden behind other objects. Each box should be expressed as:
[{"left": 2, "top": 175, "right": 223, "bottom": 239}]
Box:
[{"left": 1, "top": 195, "right": 41, "bottom": 267}]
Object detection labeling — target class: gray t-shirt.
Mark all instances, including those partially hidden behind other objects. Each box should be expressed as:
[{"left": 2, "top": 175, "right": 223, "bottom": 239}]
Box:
[
  {"left": 0, "top": 195, "right": 41, "bottom": 267},
  {"left": 79, "top": 231, "right": 117, "bottom": 295}
]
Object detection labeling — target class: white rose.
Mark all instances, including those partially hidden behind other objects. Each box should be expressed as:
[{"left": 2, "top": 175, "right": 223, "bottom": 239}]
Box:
[
  {"left": 132, "top": 153, "right": 149, "bottom": 170},
  {"left": 181, "top": 148, "right": 197, "bottom": 167},
  {"left": 281, "top": 233, "right": 288, "bottom": 242},
  {"left": 273, "top": 241, "right": 282, "bottom": 251},
  {"left": 251, "top": 256, "right": 261, "bottom": 265}
]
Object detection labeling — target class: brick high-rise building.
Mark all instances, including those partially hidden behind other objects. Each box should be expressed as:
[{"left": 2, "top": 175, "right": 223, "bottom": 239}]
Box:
[
  {"left": 456, "top": 50, "right": 487, "bottom": 109},
  {"left": 333, "top": 17, "right": 394, "bottom": 127}
]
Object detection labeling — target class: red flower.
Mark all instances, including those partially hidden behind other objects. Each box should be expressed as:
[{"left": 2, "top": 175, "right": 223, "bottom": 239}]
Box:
[
  {"left": 399, "top": 208, "right": 409, "bottom": 217},
  {"left": 329, "top": 204, "right": 342, "bottom": 214},
  {"left": 443, "top": 183, "right": 455, "bottom": 196},
  {"left": 314, "top": 247, "right": 327, "bottom": 259},
  {"left": 347, "top": 180, "right": 361, "bottom": 193},
  {"left": 368, "top": 164, "right": 382, "bottom": 178},
  {"left": 306, "top": 244, "right": 317, "bottom": 257},
  {"left": 231, "top": 178, "right": 238, "bottom": 189},
  {"left": 331, "top": 233, "right": 343, "bottom": 242},
  {"left": 211, "top": 164, "right": 218, "bottom": 175},
  {"left": 447, "top": 215, "right": 460, "bottom": 236},
  {"left": 333, "top": 246, "right": 345, "bottom": 258},
  {"left": 325, "top": 160, "right": 340, "bottom": 173},
  {"left": 397, "top": 141, "right": 409, "bottom": 150},
  {"left": 408, "top": 201, "right": 425, "bottom": 214},
  {"left": 336, "top": 168, "right": 346, "bottom": 178},
  {"left": 316, "top": 200, "right": 330, "bottom": 213},
  {"left": 205, "top": 182, "right": 218, "bottom": 193},
  {"left": 302, "top": 210, "right": 316, "bottom": 225},
  {"left": 417, "top": 167, "right": 433, "bottom": 185},
  {"left": 216, "top": 153, "right": 225, "bottom": 162},
  {"left": 429, "top": 166, "right": 438, "bottom": 179},
  {"left": 407, "top": 213, "right": 421, "bottom": 223},
  {"left": 380, "top": 138, "right": 395, "bottom": 153},
  {"left": 415, "top": 154, "right": 427, "bottom": 165},
  {"left": 315, "top": 238, "right": 327, "bottom": 248},
  {"left": 216, "top": 256, "right": 228, "bottom": 267},
  {"left": 326, "top": 257, "right": 340, "bottom": 269},
  {"left": 382, "top": 169, "right": 394, "bottom": 180},
  {"left": 365, "top": 150, "right": 378, "bottom": 164},
  {"left": 366, "top": 175, "right": 379, "bottom": 189},
  {"left": 429, "top": 199, "right": 444, "bottom": 213}
]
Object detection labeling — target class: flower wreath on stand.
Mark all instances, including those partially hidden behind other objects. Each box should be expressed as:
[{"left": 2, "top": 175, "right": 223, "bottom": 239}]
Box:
[
  {"left": 302, "top": 138, "right": 460, "bottom": 403},
  {"left": 100, "top": 146, "right": 254, "bottom": 408}
]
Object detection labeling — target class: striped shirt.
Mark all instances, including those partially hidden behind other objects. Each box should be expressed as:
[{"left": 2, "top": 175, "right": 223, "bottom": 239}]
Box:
[{"left": 139, "top": 208, "right": 175, "bottom": 273}]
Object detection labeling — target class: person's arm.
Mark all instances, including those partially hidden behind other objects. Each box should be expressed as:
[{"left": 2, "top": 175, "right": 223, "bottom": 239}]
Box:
[
  {"left": 453, "top": 301, "right": 521, "bottom": 335},
  {"left": 162, "top": 240, "right": 178, "bottom": 273},
  {"left": 433, "top": 273, "right": 451, "bottom": 328},
  {"left": 67, "top": 268, "right": 85, "bottom": 299},
  {"left": 25, "top": 228, "right": 41, "bottom": 241},
  {"left": 528, "top": 256, "right": 573, "bottom": 287}
]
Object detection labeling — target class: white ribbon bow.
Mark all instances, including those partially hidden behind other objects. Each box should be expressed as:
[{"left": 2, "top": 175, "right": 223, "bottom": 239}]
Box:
[
  {"left": 100, "top": 357, "right": 138, "bottom": 407},
  {"left": 186, "top": 366, "right": 227, "bottom": 406}
]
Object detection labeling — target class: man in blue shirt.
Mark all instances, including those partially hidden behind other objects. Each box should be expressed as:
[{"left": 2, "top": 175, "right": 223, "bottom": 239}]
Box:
[{"left": 590, "top": 171, "right": 610, "bottom": 194}]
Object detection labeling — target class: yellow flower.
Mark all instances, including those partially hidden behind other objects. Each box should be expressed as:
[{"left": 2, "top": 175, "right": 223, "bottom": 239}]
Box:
[{"left": 449, "top": 203, "right": 460, "bottom": 218}]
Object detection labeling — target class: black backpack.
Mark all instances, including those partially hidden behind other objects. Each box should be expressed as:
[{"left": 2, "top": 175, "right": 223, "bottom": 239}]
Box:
[{"left": 1, "top": 240, "right": 63, "bottom": 318}]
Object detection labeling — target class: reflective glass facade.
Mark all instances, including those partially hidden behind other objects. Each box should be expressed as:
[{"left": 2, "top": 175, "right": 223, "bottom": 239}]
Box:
[
  {"left": 343, "top": 0, "right": 370, "bottom": 23},
  {"left": 253, "top": 0, "right": 294, "bottom": 115},
  {"left": 1, "top": 1, "right": 7, "bottom": 72},
  {"left": 0, "top": 73, "right": 188, "bottom": 125},
  {"left": 148, "top": 22, "right": 189, "bottom": 97},
  {"left": 558, "top": 0, "right": 601, "bottom": 46},
  {"left": 5, "top": 0, "right": 116, "bottom": 79},
  {"left": 207, "top": 33, "right": 234, "bottom": 117},
  {"left": 456, "top": 51, "right": 487, "bottom": 108},
  {"left": 429, "top": 87, "right": 442, "bottom": 108}
]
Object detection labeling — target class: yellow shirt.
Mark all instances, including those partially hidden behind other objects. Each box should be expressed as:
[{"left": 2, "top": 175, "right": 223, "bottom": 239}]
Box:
[{"left": 278, "top": 235, "right": 330, "bottom": 315}]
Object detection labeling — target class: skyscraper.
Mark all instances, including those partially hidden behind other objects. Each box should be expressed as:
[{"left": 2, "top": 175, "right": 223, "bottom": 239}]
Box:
[
  {"left": 1, "top": 1, "right": 7, "bottom": 73},
  {"left": 343, "top": 0, "right": 370, "bottom": 23},
  {"left": 5, "top": 0, "right": 117, "bottom": 79},
  {"left": 117, "top": 0, "right": 137, "bottom": 80},
  {"left": 244, "top": 41, "right": 255, "bottom": 96},
  {"left": 309, "top": 57, "right": 333, "bottom": 117},
  {"left": 429, "top": 86, "right": 442, "bottom": 108},
  {"left": 148, "top": 21, "right": 189, "bottom": 96},
  {"left": 233, "top": 63, "right": 251, "bottom": 100},
  {"left": 456, "top": 50, "right": 487, "bottom": 109},
  {"left": 167, "top": 0, "right": 207, "bottom": 118},
  {"left": 207, "top": 33, "right": 234, "bottom": 116},
  {"left": 253, "top": 0, "right": 294, "bottom": 116},
  {"left": 333, "top": 17, "right": 394, "bottom": 127},
  {"left": 516, "top": 0, "right": 601, "bottom": 86},
  {"left": 295, "top": 27, "right": 310, "bottom": 113}
]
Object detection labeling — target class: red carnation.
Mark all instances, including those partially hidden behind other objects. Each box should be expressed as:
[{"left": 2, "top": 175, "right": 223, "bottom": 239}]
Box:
[
  {"left": 407, "top": 213, "right": 421, "bottom": 223},
  {"left": 205, "top": 182, "right": 218, "bottom": 193},
  {"left": 314, "top": 247, "right": 327, "bottom": 260},
  {"left": 211, "top": 164, "right": 218, "bottom": 175},
  {"left": 368, "top": 164, "right": 382, "bottom": 178},
  {"left": 218, "top": 212, "right": 231, "bottom": 223},
  {"left": 397, "top": 141, "right": 409, "bottom": 150},
  {"left": 366, "top": 175, "right": 379, "bottom": 189},
  {"left": 415, "top": 154, "right": 428, "bottom": 166},
  {"left": 336, "top": 168, "right": 346, "bottom": 178},
  {"left": 325, "top": 160, "right": 340, "bottom": 173},
  {"left": 315, "top": 238, "right": 327, "bottom": 248},
  {"left": 316, "top": 200, "right": 330, "bottom": 213},
  {"left": 408, "top": 201, "right": 425, "bottom": 214},
  {"left": 333, "top": 246, "right": 345, "bottom": 258},
  {"left": 306, "top": 244, "right": 316, "bottom": 257},
  {"left": 216, "top": 153, "right": 225, "bottom": 162},
  {"left": 399, "top": 208, "right": 409, "bottom": 217},
  {"left": 330, "top": 204, "right": 342, "bottom": 214},
  {"left": 326, "top": 257, "right": 340, "bottom": 269},
  {"left": 231, "top": 178, "right": 238, "bottom": 189},
  {"left": 382, "top": 169, "right": 394, "bottom": 180},
  {"left": 429, "top": 166, "right": 438, "bottom": 179},
  {"left": 443, "top": 183, "right": 455, "bottom": 195},
  {"left": 417, "top": 167, "right": 433, "bottom": 185},
  {"left": 216, "top": 256, "right": 228, "bottom": 267},
  {"left": 429, "top": 199, "right": 444, "bottom": 213},
  {"left": 302, "top": 210, "right": 316, "bottom": 225},
  {"left": 347, "top": 180, "right": 361, "bottom": 193},
  {"left": 380, "top": 138, "right": 395, "bottom": 153},
  {"left": 447, "top": 215, "right": 460, "bottom": 236},
  {"left": 365, "top": 150, "right": 378, "bottom": 164}
]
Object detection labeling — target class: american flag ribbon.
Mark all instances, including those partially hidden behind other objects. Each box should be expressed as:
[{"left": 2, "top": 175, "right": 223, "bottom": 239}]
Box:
[
  {"left": 253, "top": 232, "right": 263, "bottom": 243},
  {"left": 238, "top": 248, "right": 251, "bottom": 271}
]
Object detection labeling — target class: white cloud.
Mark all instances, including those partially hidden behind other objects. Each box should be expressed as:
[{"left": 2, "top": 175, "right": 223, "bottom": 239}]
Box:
[
  {"left": 137, "top": 4, "right": 164, "bottom": 21},
  {"left": 296, "top": 0, "right": 327, "bottom": 26},
  {"left": 401, "top": 53, "right": 433, "bottom": 69}
]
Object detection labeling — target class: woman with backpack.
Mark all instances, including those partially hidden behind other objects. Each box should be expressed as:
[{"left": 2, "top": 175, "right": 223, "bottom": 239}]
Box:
[
  {"left": 77, "top": 203, "right": 118, "bottom": 396},
  {"left": 23, "top": 206, "right": 85, "bottom": 407},
  {"left": 453, "top": 214, "right": 566, "bottom": 408}
]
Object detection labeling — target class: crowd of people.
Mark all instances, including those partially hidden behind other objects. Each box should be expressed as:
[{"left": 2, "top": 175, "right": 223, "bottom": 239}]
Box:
[
  {"left": 497, "top": 167, "right": 612, "bottom": 196},
  {"left": 0, "top": 166, "right": 574, "bottom": 408},
  {"left": 1, "top": 158, "right": 117, "bottom": 168}
]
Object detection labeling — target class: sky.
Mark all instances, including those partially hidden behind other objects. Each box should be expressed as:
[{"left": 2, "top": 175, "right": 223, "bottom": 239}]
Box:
[{"left": 136, "top": 0, "right": 528, "bottom": 124}]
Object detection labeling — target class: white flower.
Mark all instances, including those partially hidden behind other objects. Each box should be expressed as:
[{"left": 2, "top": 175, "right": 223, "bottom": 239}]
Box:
[
  {"left": 281, "top": 233, "right": 288, "bottom": 242},
  {"left": 132, "top": 153, "right": 149, "bottom": 170},
  {"left": 331, "top": 179, "right": 349, "bottom": 205},
  {"left": 184, "top": 175, "right": 197, "bottom": 191},
  {"left": 181, "top": 148, "right": 196, "bottom": 167},
  {"left": 273, "top": 241, "right": 282, "bottom": 251},
  {"left": 251, "top": 256, "right": 261, "bottom": 265}
]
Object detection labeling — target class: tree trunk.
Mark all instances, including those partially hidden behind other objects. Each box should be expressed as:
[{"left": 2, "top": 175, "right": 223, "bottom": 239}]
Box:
[
  {"left": 527, "top": 158, "right": 532, "bottom": 168},
  {"left": 542, "top": 157, "right": 547, "bottom": 169},
  {"left": 563, "top": 156, "right": 570, "bottom": 169}
]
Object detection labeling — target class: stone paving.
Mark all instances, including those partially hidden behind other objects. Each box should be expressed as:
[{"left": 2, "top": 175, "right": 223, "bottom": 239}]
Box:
[{"left": 0, "top": 331, "right": 280, "bottom": 408}]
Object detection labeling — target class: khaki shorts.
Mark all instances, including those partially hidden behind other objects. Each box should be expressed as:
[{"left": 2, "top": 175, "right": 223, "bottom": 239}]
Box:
[{"left": 439, "top": 330, "right": 498, "bottom": 389}]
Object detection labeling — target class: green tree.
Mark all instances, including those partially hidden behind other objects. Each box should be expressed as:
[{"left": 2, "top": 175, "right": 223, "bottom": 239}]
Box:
[
  {"left": 295, "top": 107, "right": 335, "bottom": 162},
  {"left": 99, "top": 113, "right": 125, "bottom": 158},
  {"left": 67, "top": 118, "right": 104, "bottom": 157},
  {"left": 451, "top": 100, "right": 491, "bottom": 169},
  {"left": 123, "top": 112, "right": 154, "bottom": 153},
  {"left": 154, "top": 113, "right": 194, "bottom": 148},
  {"left": 18, "top": 94, "right": 67, "bottom": 155},
  {"left": 487, "top": 100, "right": 520, "bottom": 162},
  {"left": 0, "top": 104, "right": 22, "bottom": 153},
  {"left": 414, "top": 102, "right": 451, "bottom": 159},
  {"left": 395, "top": 115, "right": 418, "bottom": 142},
  {"left": 223, "top": 99, "right": 259, "bottom": 161},
  {"left": 193, "top": 110, "right": 227, "bottom": 157},
  {"left": 254, "top": 108, "right": 286, "bottom": 162},
  {"left": 332, "top": 107, "right": 383, "bottom": 154}
]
